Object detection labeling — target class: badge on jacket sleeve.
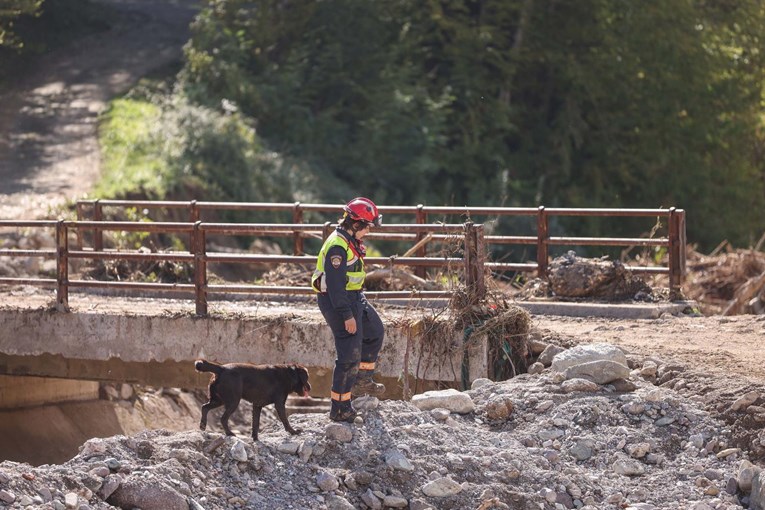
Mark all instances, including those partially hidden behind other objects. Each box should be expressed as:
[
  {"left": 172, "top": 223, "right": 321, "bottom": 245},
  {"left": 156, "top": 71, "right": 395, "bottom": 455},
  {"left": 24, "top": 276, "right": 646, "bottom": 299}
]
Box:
[{"left": 330, "top": 255, "right": 342, "bottom": 269}]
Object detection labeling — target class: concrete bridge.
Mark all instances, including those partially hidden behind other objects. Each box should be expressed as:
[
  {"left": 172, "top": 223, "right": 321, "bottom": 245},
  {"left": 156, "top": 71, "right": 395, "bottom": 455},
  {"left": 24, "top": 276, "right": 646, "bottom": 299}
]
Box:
[
  {"left": 0, "top": 292, "right": 490, "bottom": 407},
  {"left": 0, "top": 287, "right": 692, "bottom": 409}
]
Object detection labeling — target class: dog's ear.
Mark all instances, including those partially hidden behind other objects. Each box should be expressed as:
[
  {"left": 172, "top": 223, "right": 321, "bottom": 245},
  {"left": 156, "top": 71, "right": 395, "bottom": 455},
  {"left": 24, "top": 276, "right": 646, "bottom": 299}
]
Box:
[{"left": 295, "top": 365, "right": 311, "bottom": 391}]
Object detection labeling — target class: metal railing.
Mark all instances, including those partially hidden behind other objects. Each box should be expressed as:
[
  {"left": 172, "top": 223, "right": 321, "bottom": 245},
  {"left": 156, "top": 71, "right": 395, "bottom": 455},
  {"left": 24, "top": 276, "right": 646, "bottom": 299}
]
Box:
[
  {"left": 0, "top": 219, "right": 486, "bottom": 315},
  {"left": 0, "top": 202, "right": 687, "bottom": 315},
  {"left": 76, "top": 199, "right": 686, "bottom": 286}
]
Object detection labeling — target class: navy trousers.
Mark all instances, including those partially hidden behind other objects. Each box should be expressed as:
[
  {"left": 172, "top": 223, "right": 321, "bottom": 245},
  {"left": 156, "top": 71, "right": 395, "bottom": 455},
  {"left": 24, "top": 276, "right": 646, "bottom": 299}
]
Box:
[{"left": 318, "top": 291, "right": 385, "bottom": 396}]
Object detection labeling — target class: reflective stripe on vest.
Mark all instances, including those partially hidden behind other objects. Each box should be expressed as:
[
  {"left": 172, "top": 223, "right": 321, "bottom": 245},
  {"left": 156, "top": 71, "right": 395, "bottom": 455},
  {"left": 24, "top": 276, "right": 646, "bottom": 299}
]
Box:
[{"left": 312, "top": 232, "right": 366, "bottom": 292}]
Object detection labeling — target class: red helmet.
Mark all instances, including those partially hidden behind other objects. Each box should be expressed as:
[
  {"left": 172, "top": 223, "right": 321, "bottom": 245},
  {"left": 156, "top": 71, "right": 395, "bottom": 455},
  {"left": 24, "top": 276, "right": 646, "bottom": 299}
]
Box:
[{"left": 343, "top": 197, "right": 382, "bottom": 226}]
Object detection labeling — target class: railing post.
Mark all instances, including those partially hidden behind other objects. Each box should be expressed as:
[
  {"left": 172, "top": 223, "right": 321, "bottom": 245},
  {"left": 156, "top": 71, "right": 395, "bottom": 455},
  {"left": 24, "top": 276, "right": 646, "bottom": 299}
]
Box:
[
  {"left": 75, "top": 202, "right": 84, "bottom": 250},
  {"left": 464, "top": 221, "right": 485, "bottom": 301},
  {"left": 193, "top": 221, "right": 208, "bottom": 316},
  {"left": 474, "top": 223, "right": 486, "bottom": 300},
  {"left": 190, "top": 200, "right": 200, "bottom": 222},
  {"left": 415, "top": 204, "right": 427, "bottom": 279},
  {"left": 668, "top": 207, "right": 681, "bottom": 297},
  {"left": 190, "top": 200, "right": 199, "bottom": 251},
  {"left": 464, "top": 221, "right": 473, "bottom": 290},
  {"left": 322, "top": 221, "right": 332, "bottom": 241},
  {"left": 293, "top": 201, "right": 304, "bottom": 255},
  {"left": 94, "top": 199, "right": 103, "bottom": 252},
  {"left": 56, "top": 220, "right": 69, "bottom": 312},
  {"left": 536, "top": 206, "right": 548, "bottom": 279},
  {"left": 678, "top": 209, "right": 687, "bottom": 280}
]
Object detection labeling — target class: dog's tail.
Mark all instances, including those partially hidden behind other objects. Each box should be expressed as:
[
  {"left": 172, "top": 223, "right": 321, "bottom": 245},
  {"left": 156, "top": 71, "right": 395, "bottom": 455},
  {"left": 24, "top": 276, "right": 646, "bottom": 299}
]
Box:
[{"left": 195, "top": 359, "right": 223, "bottom": 375}]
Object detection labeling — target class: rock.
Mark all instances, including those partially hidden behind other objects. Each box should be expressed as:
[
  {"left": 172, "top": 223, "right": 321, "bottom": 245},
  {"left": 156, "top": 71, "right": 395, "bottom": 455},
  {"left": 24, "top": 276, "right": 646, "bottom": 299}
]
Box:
[
  {"left": 612, "top": 458, "right": 646, "bottom": 476},
  {"left": 527, "top": 362, "right": 545, "bottom": 375},
  {"left": 383, "top": 495, "right": 409, "bottom": 508},
  {"left": 752, "top": 471, "right": 765, "bottom": 510},
  {"left": 0, "top": 490, "right": 16, "bottom": 504},
  {"left": 385, "top": 449, "right": 414, "bottom": 472},
  {"left": 230, "top": 440, "right": 248, "bottom": 462},
  {"left": 551, "top": 343, "right": 628, "bottom": 373},
  {"left": 610, "top": 378, "right": 637, "bottom": 392},
  {"left": 430, "top": 408, "right": 450, "bottom": 421},
  {"left": 352, "top": 471, "right": 373, "bottom": 486},
  {"left": 731, "top": 391, "right": 760, "bottom": 412},
  {"left": 561, "top": 378, "right": 599, "bottom": 393},
  {"left": 106, "top": 478, "right": 189, "bottom": 510},
  {"left": 528, "top": 337, "right": 548, "bottom": 356},
  {"left": 483, "top": 396, "right": 514, "bottom": 421},
  {"left": 739, "top": 460, "right": 762, "bottom": 493},
  {"left": 325, "top": 423, "right": 353, "bottom": 442},
  {"left": 119, "top": 383, "right": 134, "bottom": 400},
  {"left": 471, "top": 378, "right": 492, "bottom": 389},
  {"left": 716, "top": 448, "right": 741, "bottom": 459},
  {"left": 276, "top": 442, "right": 300, "bottom": 454},
  {"left": 326, "top": 495, "right": 356, "bottom": 510},
  {"left": 64, "top": 492, "right": 78, "bottom": 508},
  {"left": 97, "top": 475, "right": 121, "bottom": 500},
  {"left": 298, "top": 440, "right": 314, "bottom": 462},
  {"left": 361, "top": 489, "right": 382, "bottom": 509},
  {"left": 421, "top": 477, "right": 463, "bottom": 497},
  {"left": 640, "top": 361, "right": 658, "bottom": 378},
  {"left": 412, "top": 389, "right": 475, "bottom": 414},
  {"left": 569, "top": 439, "right": 595, "bottom": 461},
  {"left": 626, "top": 443, "right": 651, "bottom": 459},
  {"left": 538, "top": 345, "right": 566, "bottom": 367},
  {"left": 563, "top": 360, "right": 631, "bottom": 384},
  {"left": 316, "top": 471, "right": 339, "bottom": 492}
]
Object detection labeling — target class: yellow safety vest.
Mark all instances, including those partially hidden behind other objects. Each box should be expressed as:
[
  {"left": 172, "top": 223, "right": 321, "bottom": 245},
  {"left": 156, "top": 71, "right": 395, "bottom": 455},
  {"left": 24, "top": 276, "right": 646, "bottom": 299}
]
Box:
[{"left": 312, "top": 232, "right": 366, "bottom": 292}]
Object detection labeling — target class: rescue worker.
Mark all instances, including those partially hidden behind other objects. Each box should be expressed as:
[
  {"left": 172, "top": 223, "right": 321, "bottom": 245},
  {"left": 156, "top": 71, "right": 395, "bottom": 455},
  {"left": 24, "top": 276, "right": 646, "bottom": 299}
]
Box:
[{"left": 312, "top": 197, "right": 386, "bottom": 422}]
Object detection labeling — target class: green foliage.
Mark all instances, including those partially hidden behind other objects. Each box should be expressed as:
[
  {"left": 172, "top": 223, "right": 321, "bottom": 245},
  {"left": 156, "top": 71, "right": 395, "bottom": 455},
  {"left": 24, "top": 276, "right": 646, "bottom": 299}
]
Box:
[
  {"left": 96, "top": 93, "right": 294, "bottom": 208},
  {"left": 178, "top": 0, "right": 765, "bottom": 250}
]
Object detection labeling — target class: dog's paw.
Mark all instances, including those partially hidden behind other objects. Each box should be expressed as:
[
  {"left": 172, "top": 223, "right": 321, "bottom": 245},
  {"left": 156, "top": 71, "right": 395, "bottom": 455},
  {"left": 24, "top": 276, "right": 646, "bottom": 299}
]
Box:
[
  {"left": 288, "top": 428, "right": 302, "bottom": 436},
  {"left": 199, "top": 422, "right": 207, "bottom": 431}
]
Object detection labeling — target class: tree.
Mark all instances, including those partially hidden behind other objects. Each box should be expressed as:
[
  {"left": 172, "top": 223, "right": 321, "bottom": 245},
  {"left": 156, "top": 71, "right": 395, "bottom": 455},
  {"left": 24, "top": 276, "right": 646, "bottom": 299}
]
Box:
[{"left": 180, "top": 0, "right": 765, "bottom": 250}]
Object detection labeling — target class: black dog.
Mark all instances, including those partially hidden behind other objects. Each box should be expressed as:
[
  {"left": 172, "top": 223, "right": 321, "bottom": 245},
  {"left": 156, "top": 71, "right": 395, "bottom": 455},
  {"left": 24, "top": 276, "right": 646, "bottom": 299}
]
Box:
[{"left": 195, "top": 359, "right": 311, "bottom": 440}]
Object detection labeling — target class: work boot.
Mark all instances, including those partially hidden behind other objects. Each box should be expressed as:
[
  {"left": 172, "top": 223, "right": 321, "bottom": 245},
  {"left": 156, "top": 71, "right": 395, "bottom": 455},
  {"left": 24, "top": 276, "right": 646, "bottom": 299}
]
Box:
[
  {"left": 329, "top": 400, "right": 357, "bottom": 423},
  {"left": 351, "top": 370, "right": 386, "bottom": 398}
]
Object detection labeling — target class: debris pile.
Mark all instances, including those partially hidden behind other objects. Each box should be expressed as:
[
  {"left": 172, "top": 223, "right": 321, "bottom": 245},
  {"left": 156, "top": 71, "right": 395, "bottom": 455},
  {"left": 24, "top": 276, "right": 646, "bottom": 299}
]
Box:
[
  {"left": 683, "top": 245, "right": 765, "bottom": 315},
  {"left": 2, "top": 342, "right": 764, "bottom": 510}
]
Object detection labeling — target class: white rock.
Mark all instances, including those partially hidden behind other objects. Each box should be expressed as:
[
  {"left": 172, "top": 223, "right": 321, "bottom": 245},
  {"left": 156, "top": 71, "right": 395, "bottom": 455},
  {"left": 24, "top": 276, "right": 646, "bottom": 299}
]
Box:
[
  {"left": 230, "top": 440, "right": 248, "bottom": 462},
  {"left": 551, "top": 344, "right": 628, "bottom": 372},
  {"left": 412, "top": 389, "right": 475, "bottom": 414},
  {"left": 64, "top": 492, "right": 79, "bottom": 508}
]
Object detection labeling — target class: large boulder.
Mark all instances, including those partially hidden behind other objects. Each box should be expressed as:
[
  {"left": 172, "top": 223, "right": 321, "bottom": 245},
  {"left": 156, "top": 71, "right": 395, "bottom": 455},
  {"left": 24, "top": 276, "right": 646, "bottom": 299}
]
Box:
[
  {"left": 411, "top": 389, "right": 475, "bottom": 414},
  {"left": 551, "top": 344, "right": 628, "bottom": 373}
]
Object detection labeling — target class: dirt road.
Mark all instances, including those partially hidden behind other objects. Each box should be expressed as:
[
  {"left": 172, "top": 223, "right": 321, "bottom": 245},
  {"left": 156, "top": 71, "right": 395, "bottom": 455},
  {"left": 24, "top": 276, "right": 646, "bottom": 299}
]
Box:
[
  {"left": 536, "top": 313, "right": 765, "bottom": 382},
  {"left": 0, "top": 0, "right": 197, "bottom": 219}
]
